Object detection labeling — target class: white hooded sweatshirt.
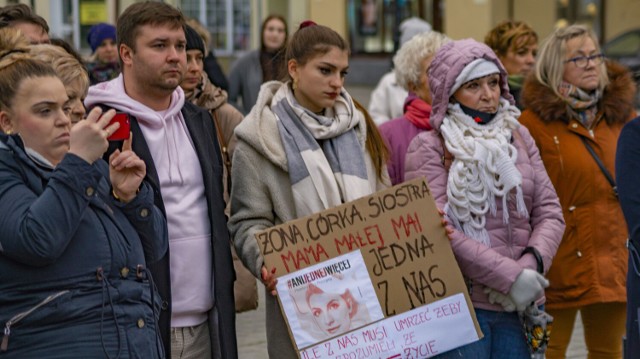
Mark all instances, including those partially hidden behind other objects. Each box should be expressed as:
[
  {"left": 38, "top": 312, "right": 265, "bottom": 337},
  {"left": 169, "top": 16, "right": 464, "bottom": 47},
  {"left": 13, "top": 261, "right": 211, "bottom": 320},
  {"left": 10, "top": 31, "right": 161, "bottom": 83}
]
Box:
[{"left": 85, "top": 75, "right": 213, "bottom": 327}]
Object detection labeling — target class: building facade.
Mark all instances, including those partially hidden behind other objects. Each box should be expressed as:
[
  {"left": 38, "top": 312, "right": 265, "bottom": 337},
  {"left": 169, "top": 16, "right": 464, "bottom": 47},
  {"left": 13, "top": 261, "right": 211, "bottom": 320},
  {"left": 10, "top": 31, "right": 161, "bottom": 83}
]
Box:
[{"left": 2, "top": 0, "right": 638, "bottom": 84}]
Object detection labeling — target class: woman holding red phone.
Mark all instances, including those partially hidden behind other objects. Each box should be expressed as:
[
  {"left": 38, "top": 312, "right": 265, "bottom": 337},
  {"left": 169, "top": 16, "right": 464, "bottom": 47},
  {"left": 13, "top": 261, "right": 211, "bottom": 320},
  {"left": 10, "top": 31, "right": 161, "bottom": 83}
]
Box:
[{"left": 0, "top": 28, "right": 167, "bottom": 358}]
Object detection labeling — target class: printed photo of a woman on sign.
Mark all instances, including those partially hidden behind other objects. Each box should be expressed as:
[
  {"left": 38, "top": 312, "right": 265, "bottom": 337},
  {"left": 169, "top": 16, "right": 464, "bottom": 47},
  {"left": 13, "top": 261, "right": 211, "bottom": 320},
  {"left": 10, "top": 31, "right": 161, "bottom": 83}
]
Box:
[
  {"left": 277, "top": 251, "right": 384, "bottom": 349},
  {"left": 304, "top": 274, "right": 363, "bottom": 336}
]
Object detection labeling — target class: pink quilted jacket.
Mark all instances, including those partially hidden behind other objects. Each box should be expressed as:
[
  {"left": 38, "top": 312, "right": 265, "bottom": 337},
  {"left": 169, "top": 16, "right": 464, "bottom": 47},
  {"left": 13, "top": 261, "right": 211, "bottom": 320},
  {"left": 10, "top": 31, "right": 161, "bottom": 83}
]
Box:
[{"left": 405, "top": 39, "right": 565, "bottom": 311}]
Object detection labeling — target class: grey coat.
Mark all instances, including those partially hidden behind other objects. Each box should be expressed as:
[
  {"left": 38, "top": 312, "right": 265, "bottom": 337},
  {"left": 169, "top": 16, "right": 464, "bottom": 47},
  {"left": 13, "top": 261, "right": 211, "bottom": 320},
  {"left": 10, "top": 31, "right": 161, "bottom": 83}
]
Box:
[{"left": 228, "top": 50, "right": 263, "bottom": 115}]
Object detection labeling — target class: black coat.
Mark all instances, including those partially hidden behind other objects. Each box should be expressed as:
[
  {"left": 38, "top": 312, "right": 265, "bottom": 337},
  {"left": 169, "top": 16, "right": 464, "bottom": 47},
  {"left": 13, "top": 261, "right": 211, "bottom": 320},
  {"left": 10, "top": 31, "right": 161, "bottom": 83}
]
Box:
[
  {"left": 105, "top": 102, "right": 238, "bottom": 359},
  {"left": 616, "top": 116, "right": 640, "bottom": 358},
  {"left": 205, "top": 51, "right": 230, "bottom": 92}
]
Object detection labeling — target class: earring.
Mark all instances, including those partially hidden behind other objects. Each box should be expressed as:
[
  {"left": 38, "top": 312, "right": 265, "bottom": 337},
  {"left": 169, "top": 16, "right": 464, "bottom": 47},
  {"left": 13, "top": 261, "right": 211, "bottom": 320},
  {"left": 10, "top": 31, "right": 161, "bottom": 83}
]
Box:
[
  {"left": 5, "top": 130, "right": 11, "bottom": 135},
  {"left": 292, "top": 78, "right": 298, "bottom": 91}
]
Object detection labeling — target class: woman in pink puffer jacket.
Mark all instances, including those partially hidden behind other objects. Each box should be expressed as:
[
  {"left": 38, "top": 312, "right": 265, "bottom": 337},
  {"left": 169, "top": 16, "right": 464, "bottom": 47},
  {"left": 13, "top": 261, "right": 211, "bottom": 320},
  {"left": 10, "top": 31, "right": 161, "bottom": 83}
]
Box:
[{"left": 405, "top": 39, "right": 565, "bottom": 358}]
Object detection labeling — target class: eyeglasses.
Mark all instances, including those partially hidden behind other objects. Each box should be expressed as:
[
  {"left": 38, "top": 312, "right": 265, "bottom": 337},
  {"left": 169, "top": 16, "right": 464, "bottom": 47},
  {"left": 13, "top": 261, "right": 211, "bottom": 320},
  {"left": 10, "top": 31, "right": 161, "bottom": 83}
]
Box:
[{"left": 564, "top": 54, "right": 605, "bottom": 68}]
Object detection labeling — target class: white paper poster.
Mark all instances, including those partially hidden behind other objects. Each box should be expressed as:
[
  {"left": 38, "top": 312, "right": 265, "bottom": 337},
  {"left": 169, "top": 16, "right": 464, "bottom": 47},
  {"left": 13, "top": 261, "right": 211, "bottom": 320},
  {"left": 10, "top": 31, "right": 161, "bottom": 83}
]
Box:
[
  {"left": 299, "top": 292, "right": 478, "bottom": 359},
  {"left": 277, "top": 251, "right": 385, "bottom": 350}
]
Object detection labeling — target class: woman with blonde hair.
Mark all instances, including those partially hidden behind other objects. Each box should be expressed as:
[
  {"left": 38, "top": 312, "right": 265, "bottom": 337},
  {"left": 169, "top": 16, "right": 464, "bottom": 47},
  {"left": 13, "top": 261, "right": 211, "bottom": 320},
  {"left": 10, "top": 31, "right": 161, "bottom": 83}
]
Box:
[
  {"left": 0, "top": 28, "right": 167, "bottom": 358},
  {"left": 30, "top": 43, "right": 89, "bottom": 125},
  {"left": 485, "top": 20, "right": 538, "bottom": 108},
  {"left": 519, "top": 24, "right": 636, "bottom": 358}
]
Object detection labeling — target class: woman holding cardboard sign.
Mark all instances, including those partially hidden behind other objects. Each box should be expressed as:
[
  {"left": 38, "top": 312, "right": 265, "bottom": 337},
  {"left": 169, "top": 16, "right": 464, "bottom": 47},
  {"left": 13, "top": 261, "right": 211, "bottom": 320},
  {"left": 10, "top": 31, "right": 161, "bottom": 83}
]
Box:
[
  {"left": 228, "top": 21, "right": 390, "bottom": 358},
  {"left": 404, "top": 39, "right": 565, "bottom": 358}
]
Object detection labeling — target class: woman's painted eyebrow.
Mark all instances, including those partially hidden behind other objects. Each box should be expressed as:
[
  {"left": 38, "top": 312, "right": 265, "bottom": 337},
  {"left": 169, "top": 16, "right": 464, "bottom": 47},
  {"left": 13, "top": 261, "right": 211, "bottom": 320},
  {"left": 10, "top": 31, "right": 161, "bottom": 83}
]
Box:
[
  {"left": 318, "top": 62, "right": 349, "bottom": 71},
  {"left": 31, "top": 100, "right": 63, "bottom": 109}
]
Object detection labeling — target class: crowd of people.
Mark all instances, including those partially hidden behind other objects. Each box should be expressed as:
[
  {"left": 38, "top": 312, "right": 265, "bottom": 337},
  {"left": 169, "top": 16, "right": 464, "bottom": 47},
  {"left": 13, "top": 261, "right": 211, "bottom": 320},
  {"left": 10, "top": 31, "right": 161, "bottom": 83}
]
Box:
[{"left": 0, "top": 2, "right": 638, "bottom": 359}]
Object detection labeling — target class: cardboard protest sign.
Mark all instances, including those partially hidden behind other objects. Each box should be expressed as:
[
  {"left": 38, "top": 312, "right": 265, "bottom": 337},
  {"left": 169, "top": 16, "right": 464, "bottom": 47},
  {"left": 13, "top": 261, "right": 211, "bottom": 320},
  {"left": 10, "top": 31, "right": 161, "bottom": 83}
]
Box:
[{"left": 256, "top": 177, "right": 482, "bottom": 358}]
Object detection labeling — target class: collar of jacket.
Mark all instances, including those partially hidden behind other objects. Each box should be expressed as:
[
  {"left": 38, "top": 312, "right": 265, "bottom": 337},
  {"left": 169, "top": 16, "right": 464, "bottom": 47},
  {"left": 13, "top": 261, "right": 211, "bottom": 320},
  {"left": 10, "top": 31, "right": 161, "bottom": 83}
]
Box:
[{"left": 521, "top": 61, "right": 636, "bottom": 125}]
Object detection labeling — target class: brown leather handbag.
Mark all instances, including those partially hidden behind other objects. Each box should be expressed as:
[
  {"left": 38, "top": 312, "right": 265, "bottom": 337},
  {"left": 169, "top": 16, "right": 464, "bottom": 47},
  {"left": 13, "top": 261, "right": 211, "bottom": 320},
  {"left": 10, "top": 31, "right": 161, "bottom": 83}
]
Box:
[{"left": 212, "top": 110, "right": 258, "bottom": 313}]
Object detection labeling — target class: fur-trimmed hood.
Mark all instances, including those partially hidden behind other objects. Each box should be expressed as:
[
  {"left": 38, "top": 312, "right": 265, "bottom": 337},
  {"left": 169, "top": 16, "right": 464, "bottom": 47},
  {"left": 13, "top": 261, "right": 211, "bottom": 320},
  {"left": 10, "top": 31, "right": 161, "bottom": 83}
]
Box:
[{"left": 521, "top": 61, "right": 637, "bottom": 124}]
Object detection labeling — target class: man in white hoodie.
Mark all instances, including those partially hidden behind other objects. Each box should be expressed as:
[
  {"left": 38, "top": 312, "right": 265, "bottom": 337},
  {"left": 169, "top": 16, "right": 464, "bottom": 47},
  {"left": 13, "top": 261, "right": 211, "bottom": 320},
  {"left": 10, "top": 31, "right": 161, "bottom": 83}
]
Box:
[{"left": 84, "top": 3, "right": 237, "bottom": 359}]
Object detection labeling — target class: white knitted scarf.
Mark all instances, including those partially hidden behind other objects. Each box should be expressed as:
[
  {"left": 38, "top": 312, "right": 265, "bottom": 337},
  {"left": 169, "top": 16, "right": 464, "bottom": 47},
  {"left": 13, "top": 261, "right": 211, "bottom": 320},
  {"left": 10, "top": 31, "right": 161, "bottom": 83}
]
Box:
[{"left": 440, "top": 98, "right": 528, "bottom": 246}]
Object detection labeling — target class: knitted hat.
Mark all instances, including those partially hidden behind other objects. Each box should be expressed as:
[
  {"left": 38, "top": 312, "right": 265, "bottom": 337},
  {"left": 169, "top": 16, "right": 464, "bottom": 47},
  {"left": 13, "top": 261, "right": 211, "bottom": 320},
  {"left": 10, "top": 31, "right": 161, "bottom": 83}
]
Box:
[
  {"left": 185, "top": 25, "right": 205, "bottom": 54},
  {"left": 87, "top": 23, "right": 116, "bottom": 53},
  {"left": 399, "top": 17, "right": 432, "bottom": 47},
  {"left": 449, "top": 58, "right": 500, "bottom": 96}
]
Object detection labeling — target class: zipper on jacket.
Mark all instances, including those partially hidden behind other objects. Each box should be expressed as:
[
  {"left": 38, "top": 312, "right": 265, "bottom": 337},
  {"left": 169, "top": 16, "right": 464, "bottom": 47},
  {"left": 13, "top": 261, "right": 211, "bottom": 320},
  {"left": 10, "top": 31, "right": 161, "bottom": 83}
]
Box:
[
  {"left": 553, "top": 136, "right": 564, "bottom": 172},
  {"left": 1, "top": 290, "right": 69, "bottom": 352}
]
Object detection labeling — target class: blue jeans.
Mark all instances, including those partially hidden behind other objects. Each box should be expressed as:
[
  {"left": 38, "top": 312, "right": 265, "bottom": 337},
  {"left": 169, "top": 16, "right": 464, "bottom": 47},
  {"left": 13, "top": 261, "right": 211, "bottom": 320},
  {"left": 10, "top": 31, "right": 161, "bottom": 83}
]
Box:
[{"left": 432, "top": 308, "right": 530, "bottom": 359}]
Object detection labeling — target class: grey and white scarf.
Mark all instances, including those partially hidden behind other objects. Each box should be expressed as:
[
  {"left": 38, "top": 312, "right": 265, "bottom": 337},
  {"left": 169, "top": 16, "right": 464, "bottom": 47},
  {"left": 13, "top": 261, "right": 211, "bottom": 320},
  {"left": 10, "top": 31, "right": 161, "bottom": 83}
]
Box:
[{"left": 271, "top": 83, "right": 371, "bottom": 217}]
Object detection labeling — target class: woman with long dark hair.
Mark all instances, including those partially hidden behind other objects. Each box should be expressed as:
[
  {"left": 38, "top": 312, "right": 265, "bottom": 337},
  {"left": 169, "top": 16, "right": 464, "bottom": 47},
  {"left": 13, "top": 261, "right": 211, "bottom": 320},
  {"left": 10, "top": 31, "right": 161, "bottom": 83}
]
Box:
[{"left": 228, "top": 15, "right": 288, "bottom": 114}]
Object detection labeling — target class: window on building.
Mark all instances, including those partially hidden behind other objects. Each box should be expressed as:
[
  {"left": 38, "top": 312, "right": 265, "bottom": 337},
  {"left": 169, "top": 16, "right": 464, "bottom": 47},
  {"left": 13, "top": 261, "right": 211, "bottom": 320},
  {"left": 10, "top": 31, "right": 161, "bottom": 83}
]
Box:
[
  {"left": 179, "top": 0, "right": 251, "bottom": 55},
  {"left": 78, "top": 0, "right": 109, "bottom": 52},
  {"left": 556, "top": 0, "right": 603, "bottom": 40},
  {"left": 346, "top": 0, "right": 438, "bottom": 54}
]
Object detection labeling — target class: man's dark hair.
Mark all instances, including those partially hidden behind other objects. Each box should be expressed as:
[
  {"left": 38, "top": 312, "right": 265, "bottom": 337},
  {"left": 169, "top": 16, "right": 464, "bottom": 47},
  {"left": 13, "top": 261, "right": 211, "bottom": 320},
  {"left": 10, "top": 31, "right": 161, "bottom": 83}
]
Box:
[
  {"left": 116, "top": 1, "right": 184, "bottom": 52},
  {"left": 50, "top": 38, "right": 86, "bottom": 67},
  {"left": 0, "top": 4, "right": 49, "bottom": 33}
]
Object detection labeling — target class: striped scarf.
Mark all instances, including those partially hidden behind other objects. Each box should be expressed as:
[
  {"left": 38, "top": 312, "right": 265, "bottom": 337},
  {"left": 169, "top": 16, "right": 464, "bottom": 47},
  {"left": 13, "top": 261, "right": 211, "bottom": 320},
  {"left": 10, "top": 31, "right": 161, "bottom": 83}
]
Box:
[
  {"left": 271, "top": 83, "right": 371, "bottom": 217},
  {"left": 558, "top": 81, "right": 601, "bottom": 129}
]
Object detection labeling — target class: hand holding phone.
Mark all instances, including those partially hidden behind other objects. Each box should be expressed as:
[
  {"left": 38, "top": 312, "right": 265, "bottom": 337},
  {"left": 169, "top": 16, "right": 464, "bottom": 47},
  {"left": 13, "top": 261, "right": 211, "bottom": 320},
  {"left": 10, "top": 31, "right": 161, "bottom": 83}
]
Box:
[
  {"left": 109, "top": 133, "right": 146, "bottom": 203},
  {"left": 69, "top": 107, "right": 120, "bottom": 163},
  {"left": 107, "top": 113, "right": 131, "bottom": 141}
]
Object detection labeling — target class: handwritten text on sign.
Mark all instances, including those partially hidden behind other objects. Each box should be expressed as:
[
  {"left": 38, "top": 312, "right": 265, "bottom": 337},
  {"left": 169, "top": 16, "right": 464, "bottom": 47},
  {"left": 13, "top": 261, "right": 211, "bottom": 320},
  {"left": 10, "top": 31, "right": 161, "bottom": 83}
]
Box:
[
  {"left": 255, "top": 178, "right": 482, "bottom": 353},
  {"left": 257, "top": 179, "right": 474, "bottom": 317},
  {"left": 300, "top": 293, "right": 478, "bottom": 359},
  {"left": 257, "top": 182, "right": 429, "bottom": 272}
]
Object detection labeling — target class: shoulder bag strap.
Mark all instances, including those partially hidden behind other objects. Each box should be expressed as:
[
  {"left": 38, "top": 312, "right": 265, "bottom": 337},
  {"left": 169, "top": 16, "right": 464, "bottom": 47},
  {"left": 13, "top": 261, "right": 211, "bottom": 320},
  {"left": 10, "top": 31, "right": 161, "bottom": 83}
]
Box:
[
  {"left": 580, "top": 136, "right": 617, "bottom": 197},
  {"left": 211, "top": 110, "right": 231, "bottom": 172}
]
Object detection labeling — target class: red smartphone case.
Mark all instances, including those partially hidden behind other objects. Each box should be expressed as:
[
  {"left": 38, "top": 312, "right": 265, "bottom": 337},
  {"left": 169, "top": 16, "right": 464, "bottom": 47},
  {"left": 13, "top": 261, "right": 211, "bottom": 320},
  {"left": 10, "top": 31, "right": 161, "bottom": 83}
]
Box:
[{"left": 108, "top": 113, "right": 131, "bottom": 141}]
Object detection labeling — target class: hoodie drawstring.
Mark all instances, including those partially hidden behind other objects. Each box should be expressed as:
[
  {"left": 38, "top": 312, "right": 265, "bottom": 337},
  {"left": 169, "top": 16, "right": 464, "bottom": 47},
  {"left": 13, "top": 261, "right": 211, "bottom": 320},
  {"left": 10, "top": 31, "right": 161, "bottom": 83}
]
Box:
[{"left": 163, "top": 117, "right": 186, "bottom": 184}]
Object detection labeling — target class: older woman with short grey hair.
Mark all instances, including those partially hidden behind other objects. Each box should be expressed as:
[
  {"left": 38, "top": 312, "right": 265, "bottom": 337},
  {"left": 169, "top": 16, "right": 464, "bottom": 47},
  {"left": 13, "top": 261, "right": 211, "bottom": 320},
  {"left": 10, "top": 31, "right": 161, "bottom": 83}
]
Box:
[{"left": 378, "top": 30, "right": 450, "bottom": 185}]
